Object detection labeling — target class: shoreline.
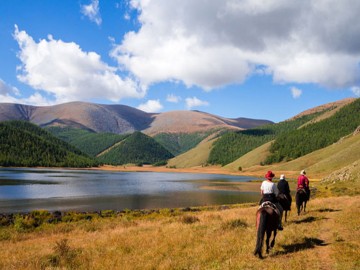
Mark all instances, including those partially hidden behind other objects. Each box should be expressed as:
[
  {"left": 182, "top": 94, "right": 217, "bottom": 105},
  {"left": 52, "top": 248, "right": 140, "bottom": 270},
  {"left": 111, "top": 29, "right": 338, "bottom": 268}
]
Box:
[{"left": 1, "top": 164, "right": 322, "bottom": 181}]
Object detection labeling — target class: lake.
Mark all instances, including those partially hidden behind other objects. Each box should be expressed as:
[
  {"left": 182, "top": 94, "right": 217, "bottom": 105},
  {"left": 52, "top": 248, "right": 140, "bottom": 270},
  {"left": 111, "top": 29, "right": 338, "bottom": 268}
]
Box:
[{"left": 0, "top": 168, "right": 260, "bottom": 213}]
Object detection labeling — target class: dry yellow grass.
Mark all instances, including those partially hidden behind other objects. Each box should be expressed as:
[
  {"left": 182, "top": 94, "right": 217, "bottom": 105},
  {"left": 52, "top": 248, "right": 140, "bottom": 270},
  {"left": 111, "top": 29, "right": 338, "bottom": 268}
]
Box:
[{"left": 1, "top": 195, "right": 359, "bottom": 270}]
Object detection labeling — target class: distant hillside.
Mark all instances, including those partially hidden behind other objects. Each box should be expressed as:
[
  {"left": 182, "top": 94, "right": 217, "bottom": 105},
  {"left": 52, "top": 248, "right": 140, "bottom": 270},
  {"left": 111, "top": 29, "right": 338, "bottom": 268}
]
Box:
[
  {"left": 167, "top": 137, "right": 218, "bottom": 168},
  {"left": 0, "top": 102, "right": 272, "bottom": 136},
  {"left": 265, "top": 98, "right": 360, "bottom": 164},
  {"left": 153, "top": 129, "right": 224, "bottom": 156},
  {"left": 143, "top": 110, "right": 272, "bottom": 135},
  {"left": 0, "top": 102, "right": 152, "bottom": 134},
  {"left": 97, "top": 131, "right": 174, "bottom": 165},
  {"left": 46, "top": 127, "right": 129, "bottom": 157},
  {"left": 288, "top": 98, "right": 355, "bottom": 121},
  {"left": 0, "top": 121, "right": 98, "bottom": 167},
  {"left": 207, "top": 110, "right": 326, "bottom": 166},
  {"left": 238, "top": 126, "right": 360, "bottom": 180}
]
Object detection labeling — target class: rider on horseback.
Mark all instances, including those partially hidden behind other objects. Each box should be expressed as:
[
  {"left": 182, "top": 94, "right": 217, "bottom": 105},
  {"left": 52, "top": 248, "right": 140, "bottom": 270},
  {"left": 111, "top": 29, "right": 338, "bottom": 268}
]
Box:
[
  {"left": 260, "top": 171, "right": 284, "bottom": 230},
  {"left": 278, "top": 174, "right": 292, "bottom": 209},
  {"left": 297, "top": 170, "right": 310, "bottom": 200}
]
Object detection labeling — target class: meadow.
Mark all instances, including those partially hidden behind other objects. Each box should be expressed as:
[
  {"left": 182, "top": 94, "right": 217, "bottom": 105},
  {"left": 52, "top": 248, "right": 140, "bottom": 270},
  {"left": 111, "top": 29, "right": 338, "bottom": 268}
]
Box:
[{"left": 0, "top": 190, "right": 359, "bottom": 269}]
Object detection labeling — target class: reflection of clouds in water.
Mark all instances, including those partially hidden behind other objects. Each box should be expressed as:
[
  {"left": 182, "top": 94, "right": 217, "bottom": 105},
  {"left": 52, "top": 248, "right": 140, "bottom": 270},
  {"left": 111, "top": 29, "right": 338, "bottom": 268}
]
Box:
[{"left": 0, "top": 168, "right": 258, "bottom": 212}]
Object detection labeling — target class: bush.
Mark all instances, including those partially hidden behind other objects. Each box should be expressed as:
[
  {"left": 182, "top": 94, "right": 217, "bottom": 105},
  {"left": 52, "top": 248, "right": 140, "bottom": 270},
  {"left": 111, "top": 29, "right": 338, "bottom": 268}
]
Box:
[
  {"left": 14, "top": 215, "right": 37, "bottom": 232},
  {"left": 222, "top": 219, "right": 248, "bottom": 229},
  {"left": 180, "top": 215, "right": 200, "bottom": 224}
]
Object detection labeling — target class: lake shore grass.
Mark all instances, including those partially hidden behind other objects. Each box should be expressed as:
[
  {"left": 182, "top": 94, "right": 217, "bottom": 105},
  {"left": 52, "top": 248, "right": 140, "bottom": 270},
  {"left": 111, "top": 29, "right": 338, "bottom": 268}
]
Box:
[
  {"left": 1, "top": 165, "right": 359, "bottom": 269},
  {"left": 1, "top": 193, "right": 359, "bottom": 270}
]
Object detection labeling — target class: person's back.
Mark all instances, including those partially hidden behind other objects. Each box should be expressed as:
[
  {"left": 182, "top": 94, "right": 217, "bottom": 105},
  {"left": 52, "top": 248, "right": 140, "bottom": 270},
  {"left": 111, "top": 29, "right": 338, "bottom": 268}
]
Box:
[
  {"left": 260, "top": 171, "right": 283, "bottom": 230},
  {"left": 278, "top": 174, "right": 292, "bottom": 208},
  {"left": 297, "top": 170, "right": 310, "bottom": 200},
  {"left": 278, "top": 174, "right": 290, "bottom": 195}
]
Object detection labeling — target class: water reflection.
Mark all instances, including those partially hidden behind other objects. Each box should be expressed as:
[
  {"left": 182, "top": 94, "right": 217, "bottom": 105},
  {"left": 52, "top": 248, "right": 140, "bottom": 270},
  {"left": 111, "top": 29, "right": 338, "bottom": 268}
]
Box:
[{"left": 0, "top": 168, "right": 260, "bottom": 213}]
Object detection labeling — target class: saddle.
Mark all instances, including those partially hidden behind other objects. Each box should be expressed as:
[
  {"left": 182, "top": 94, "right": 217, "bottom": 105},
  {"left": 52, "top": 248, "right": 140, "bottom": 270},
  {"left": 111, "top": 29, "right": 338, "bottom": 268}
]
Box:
[{"left": 259, "top": 201, "right": 280, "bottom": 216}]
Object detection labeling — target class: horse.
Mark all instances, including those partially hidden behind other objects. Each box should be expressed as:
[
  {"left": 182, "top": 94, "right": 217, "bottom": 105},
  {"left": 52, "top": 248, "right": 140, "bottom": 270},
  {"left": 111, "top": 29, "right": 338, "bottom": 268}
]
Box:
[
  {"left": 254, "top": 203, "right": 280, "bottom": 259},
  {"left": 295, "top": 189, "right": 308, "bottom": 215},
  {"left": 277, "top": 193, "right": 291, "bottom": 222}
]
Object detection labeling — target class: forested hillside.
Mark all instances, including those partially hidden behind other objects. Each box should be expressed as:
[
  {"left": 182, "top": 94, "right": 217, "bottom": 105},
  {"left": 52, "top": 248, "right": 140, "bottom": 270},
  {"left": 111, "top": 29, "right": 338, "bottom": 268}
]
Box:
[
  {"left": 265, "top": 98, "right": 360, "bottom": 164},
  {"left": 47, "top": 127, "right": 129, "bottom": 157},
  {"left": 153, "top": 130, "right": 218, "bottom": 156},
  {"left": 97, "top": 131, "right": 174, "bottom": 165},
  {"left": 0, "top": 121, "right": 98, "bottom": 167},
  {"left": 207, "top": 111, "right": 326, "bottom": 166}
]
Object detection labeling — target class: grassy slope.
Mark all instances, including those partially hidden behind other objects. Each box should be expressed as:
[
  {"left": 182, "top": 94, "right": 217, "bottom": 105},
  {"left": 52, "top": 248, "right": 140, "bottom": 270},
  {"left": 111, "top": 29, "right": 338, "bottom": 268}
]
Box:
[
  {"left": 239, "top": 133, "right": 360, "bottom": 179},
  {"left": 1, "top": 195, "right": 359, "bottom": 269},
  {"left": 167, "top": 138, "right": 217, "bottom": 168},
  {"left": 167, "top": 131, "right": 225, "bottom": 168},
  {"left": 225, "top": 141, "right": 273, "bottom": 172}
]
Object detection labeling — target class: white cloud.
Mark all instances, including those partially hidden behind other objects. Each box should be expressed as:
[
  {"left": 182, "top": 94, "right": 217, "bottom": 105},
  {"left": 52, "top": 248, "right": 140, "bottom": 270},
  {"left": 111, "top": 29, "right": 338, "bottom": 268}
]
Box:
[
  {"left": 290, "top": 87, "right": 302, "bottom": 99},
  {"left": 137, "top": 99, "right": 163, "bottom": 112},
  {"left": 13, "top": 25, "right": 145, "bottom": 104},
  {"left": 111, "top": 0, "right": 360, "bottom": 90},
  {"left": 351, "top": 86, "right": 360, "bottom": 96},
  {"left": 0, "top": 92, "right": 53, "bottom": 106},
  {"left": 81, "top": 0, "right": 102, "bottom": 26},
  {"left": 185, "top": 97, "right": 209, "bottom": 110},
  {"left": 166, "top": 94, "right": 181, "bottom": 103},
  {"left": 0, "top": 79, "right": 20, "bottom": 96}
]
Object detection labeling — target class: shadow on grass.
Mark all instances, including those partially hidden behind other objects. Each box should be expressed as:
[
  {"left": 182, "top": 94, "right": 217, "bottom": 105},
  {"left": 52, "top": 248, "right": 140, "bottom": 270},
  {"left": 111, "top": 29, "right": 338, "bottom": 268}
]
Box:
[
  {"left": 290, "top": 216, "right": 328, "bottom": 224},
  {"left": 274, "top": 237, "right": 328, "bottom": 256},
  {"left": 316, "top": 208, "right": 342, "bottom": 213}
]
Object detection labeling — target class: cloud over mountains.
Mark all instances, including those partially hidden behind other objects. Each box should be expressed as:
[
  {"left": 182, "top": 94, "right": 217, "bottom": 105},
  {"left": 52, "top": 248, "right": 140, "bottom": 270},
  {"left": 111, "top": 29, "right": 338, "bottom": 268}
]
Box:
[
  {"left": 8, "top": 0, "right": 360, "bottom": 108},
  {"left": 113, "top": 0, "right": 360, "bottom": 90}
]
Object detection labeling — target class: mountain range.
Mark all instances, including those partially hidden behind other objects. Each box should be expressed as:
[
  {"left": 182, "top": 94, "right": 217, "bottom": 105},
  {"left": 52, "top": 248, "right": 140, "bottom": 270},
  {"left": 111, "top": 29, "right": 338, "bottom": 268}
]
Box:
[
  {"left": 0, "top": 102, "right": 272, "bottom": 135},
  {"left": 1, "top": 98, "right": 359, "bottom": 183}
]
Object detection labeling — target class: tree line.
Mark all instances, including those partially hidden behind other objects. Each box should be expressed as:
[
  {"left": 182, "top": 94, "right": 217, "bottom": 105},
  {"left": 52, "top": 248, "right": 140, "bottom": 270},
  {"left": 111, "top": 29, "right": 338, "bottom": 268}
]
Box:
[
  {"left": 0, "top": 121, "right": 98, "bottom": 167},
  {"left": 207, "top": 110, "right": 329, "bottom": 166}
]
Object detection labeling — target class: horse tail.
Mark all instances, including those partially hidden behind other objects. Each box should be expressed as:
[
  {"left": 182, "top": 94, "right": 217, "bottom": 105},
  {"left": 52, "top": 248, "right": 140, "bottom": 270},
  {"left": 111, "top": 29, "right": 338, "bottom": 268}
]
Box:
[{"left": 254, "top": 210, "right": 267, "bottom": 258}]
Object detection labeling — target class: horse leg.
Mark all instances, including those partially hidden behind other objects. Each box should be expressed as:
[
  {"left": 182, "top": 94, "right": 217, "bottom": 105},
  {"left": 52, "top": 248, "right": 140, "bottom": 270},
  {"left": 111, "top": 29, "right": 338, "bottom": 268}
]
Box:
[
  {"left": 304, "top": 201, "right": 307, "bottom": 213},
  {"left": 265, "top": 230, "right": 271, "bottom": 254},
  {"left": 270, "top": 229, "right": 277, "bottom": 248},
  {"left": 284, "top": 210, "right": 287, "bottom": 222}
]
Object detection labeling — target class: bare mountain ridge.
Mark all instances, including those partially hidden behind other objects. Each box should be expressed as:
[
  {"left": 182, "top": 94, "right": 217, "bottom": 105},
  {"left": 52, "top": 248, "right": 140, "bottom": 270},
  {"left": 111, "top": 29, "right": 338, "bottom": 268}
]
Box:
[
  {"left": 0, "top": 102, "right": 272, "bottom": 135},
  {"left": 289, "top": 98, "right": 355, "bottom": 121}
]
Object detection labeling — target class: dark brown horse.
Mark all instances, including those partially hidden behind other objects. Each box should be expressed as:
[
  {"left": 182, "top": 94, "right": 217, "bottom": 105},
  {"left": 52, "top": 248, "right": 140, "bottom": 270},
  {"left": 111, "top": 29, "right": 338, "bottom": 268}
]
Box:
[
  {"left": 254, "top": 204, "right": 279, "bottom": 258},
  {"left": 277, "top": 193, "right": 291, "bottom": 222},
  {"left": 296, "top": 189, "right": 308, "bottom": 215}
]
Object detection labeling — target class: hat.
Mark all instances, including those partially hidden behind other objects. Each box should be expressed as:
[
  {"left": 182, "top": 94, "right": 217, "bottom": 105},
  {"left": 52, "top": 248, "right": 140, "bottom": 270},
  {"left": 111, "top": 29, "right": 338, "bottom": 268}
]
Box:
[
  {"left": 265, "top": 171, "right": 275, "bottom": 180},
  {"left": 301, "top": 170, "right": 306, "bottom": 175},
  {"left": 280, "top": 174, "right": 285, "bottom": 180}
]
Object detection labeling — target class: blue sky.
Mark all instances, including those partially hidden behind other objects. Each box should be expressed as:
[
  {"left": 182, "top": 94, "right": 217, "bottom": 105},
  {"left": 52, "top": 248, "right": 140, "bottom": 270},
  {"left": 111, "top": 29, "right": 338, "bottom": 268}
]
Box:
[{"left": 0, "top": 0, "right": 359, "bottom": 123}]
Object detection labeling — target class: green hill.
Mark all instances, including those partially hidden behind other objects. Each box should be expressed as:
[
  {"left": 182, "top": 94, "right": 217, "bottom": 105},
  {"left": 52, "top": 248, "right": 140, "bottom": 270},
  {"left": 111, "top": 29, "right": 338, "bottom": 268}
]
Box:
[
  {"left": 47, "top": 127, "right": 129, "bottom": 157},
  {"left": 97, "top": 131, "right": 174, "bottom": 165},
  {"left": 265, "top": 98, "right": 360, "bottom": 164},
  {"left": 0, "top": 121, "right": 98, "bottom": 167},
  {"left": 153, "top": 129, "right": 223, "bottom": 156},
  {"left": 207, "top": 111, "right": 326, "bottom": 166},
  {"left": 167, "top": 137, "right": 218, "bottom": 168}
]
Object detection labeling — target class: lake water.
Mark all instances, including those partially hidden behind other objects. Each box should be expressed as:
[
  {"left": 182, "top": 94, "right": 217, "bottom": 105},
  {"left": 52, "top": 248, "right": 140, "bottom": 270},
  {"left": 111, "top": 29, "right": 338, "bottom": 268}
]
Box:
[{"left": 0, "top": 168, "right": 260, "bottom": 213}]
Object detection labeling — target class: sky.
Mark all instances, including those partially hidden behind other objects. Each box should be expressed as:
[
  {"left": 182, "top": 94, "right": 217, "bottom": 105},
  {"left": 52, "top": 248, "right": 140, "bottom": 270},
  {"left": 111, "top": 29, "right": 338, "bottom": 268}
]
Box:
[{"left": 1, "top": 0, "right": 360, "bottom": 123}]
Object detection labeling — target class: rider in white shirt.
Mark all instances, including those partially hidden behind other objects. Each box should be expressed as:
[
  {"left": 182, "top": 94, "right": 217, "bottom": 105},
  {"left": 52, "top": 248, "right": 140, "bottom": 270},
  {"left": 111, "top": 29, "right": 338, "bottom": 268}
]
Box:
[{"left": 260, "top": 171, "right": 284, "bottom": 230}]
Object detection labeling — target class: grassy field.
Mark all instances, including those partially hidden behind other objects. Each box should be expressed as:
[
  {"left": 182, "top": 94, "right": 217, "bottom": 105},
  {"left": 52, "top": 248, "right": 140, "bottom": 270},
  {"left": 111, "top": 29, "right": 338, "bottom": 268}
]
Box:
[{"left": 0, "top": 192, "right": 359, "bottom": 269}]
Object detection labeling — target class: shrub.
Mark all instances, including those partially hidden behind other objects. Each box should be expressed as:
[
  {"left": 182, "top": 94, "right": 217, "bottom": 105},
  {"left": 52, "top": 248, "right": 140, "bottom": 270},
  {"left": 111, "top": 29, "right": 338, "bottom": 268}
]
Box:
[
  {"left": 41, "top": 239, "right": 83, "bottom": 269},
  {"left": 14, "top": 215, "right": 37, "bottom": 232},
  {"left": 180, "top": 215, "right": 200, "bottom": 224},
  {"left": 222, "top": 219, "right": 248, "bottom": 230}
]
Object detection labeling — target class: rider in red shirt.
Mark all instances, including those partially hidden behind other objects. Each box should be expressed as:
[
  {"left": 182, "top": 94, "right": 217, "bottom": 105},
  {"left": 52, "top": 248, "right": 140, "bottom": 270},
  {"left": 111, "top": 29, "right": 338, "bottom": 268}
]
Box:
[{"left": 297, "top": 169, "right": 310, "bottom": 200}]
